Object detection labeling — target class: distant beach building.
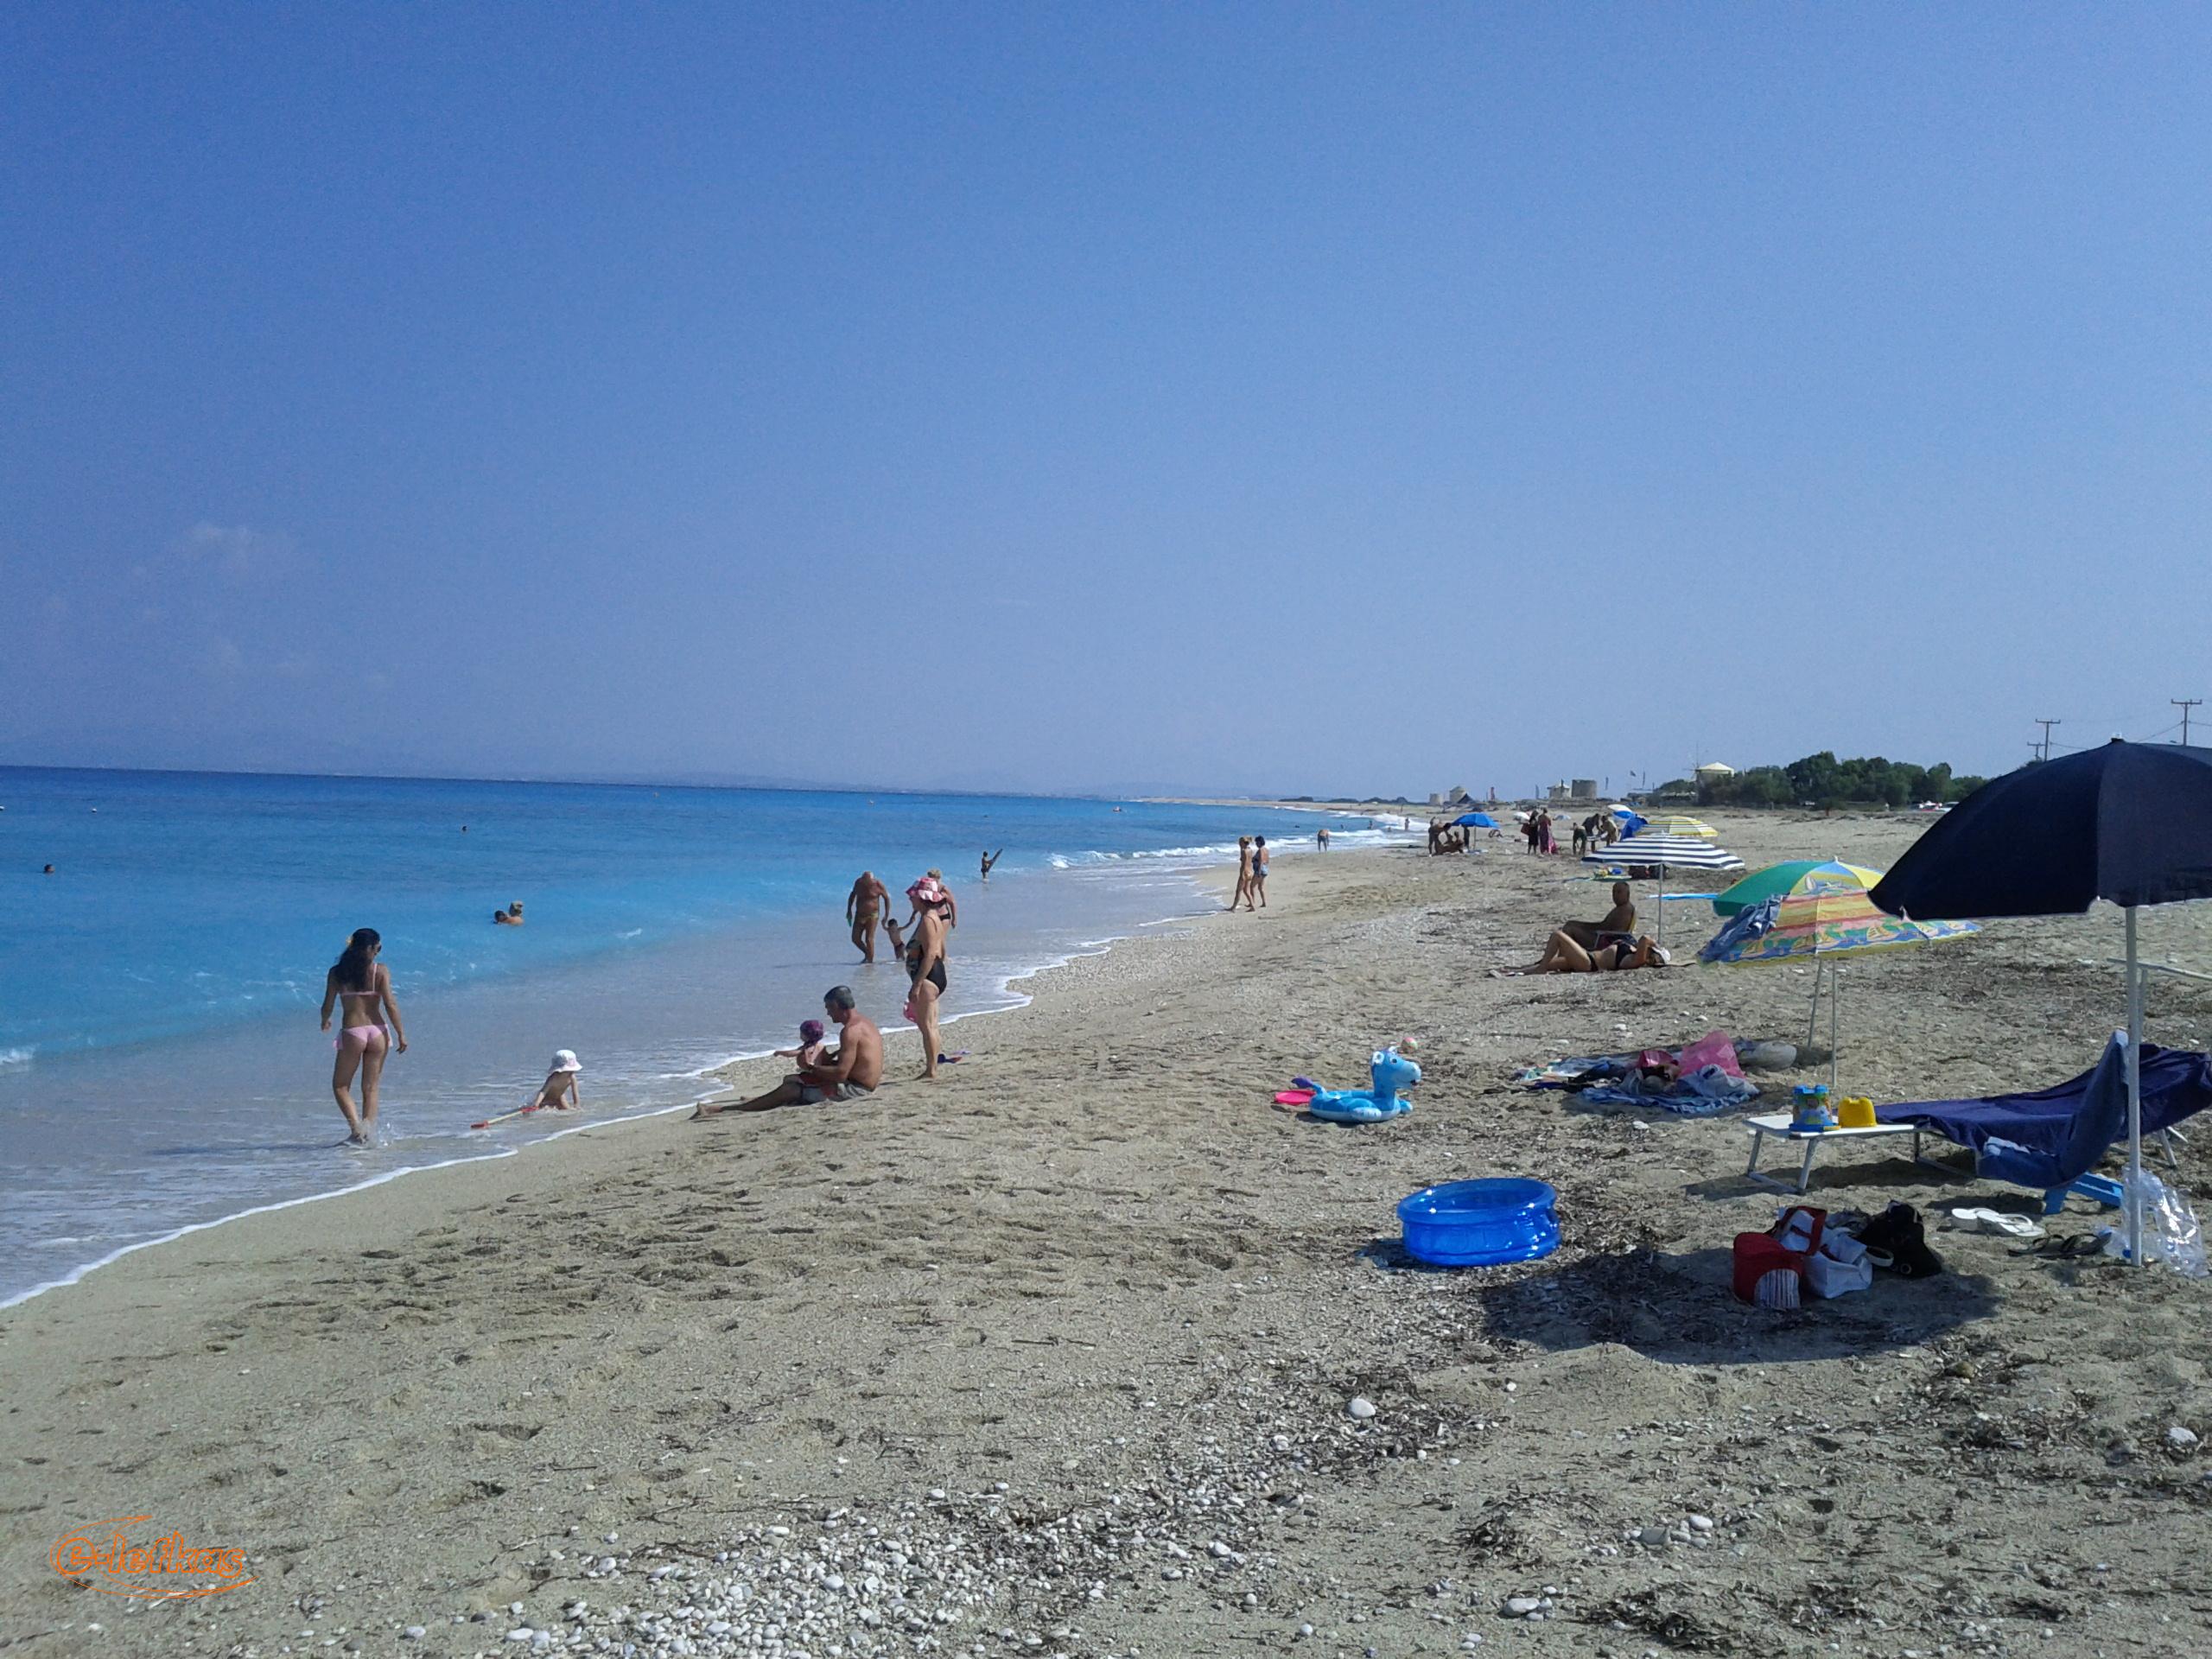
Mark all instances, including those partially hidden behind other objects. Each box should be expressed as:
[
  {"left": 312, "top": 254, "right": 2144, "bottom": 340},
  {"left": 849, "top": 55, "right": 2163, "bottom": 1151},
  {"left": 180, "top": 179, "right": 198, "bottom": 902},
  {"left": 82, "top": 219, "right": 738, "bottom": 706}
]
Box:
[
  {"left": 1695, "top": 762, "right": 1737, "bottom": 781},
  {"left": 1428, "top": 792, "right": 1443, "bottom": 807},
  {"left": 1570, "top": 778, "right": 1598, "bottom": 803}
]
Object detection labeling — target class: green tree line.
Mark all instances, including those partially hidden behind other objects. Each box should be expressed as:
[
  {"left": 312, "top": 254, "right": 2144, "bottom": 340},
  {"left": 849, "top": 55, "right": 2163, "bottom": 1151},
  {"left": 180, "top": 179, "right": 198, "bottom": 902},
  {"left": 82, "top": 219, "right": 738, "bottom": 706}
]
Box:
[{"left": 1658, "top": 753, "right": 1990, "bottom": 810}]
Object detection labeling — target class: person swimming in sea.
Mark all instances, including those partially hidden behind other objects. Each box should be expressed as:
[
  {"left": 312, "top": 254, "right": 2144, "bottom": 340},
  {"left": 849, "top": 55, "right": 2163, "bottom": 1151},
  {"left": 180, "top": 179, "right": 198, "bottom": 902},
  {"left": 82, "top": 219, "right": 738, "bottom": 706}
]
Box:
[
  {"left": 980, "top": 849, "right": 1002, "bottom": 882},
  {"left": 493, "top": 901, "right": 524, "bottom": 925}
]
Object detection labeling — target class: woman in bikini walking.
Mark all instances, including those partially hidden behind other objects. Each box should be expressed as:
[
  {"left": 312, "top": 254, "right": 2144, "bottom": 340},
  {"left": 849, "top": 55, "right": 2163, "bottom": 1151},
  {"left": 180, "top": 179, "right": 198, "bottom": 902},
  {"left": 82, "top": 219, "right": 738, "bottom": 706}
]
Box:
[{"left": 318, "top": 927, "right": 407, "bottom": 1147}]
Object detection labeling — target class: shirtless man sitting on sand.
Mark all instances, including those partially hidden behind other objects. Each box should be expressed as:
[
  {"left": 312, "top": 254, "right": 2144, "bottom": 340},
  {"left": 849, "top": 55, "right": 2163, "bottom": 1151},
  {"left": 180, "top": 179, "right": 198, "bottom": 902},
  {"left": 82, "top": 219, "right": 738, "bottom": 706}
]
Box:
[
  {"left": 848, "top": 871, "right": 892, "bottom": 963},
  {"left": 694, "top": 985, "right": 883, "bottom": 1115},
  {"left": 1559, "top": 881, "right": 1636, "bottom": 950}
]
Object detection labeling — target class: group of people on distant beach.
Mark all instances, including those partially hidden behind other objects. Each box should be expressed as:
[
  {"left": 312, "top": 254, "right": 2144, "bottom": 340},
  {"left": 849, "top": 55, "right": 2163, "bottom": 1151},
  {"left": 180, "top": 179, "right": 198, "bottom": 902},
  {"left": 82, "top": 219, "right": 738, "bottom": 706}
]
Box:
[
  {"left": 1570, "top": 811, "right": 1623, "bottom": 856},
  {"left": 1514, "top": 808, "right": 1624, "bottom": 857},
  {"left": 1230, "top": 836, "right": 1270, "bottom": 910},
  {"left": 1428, "top": 819, "right": 1489, "bottom": 854}
]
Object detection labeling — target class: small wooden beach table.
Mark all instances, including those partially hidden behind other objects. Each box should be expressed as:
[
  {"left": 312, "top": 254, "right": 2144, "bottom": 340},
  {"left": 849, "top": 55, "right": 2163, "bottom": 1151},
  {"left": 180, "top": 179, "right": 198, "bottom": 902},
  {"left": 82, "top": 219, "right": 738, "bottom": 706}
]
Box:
[{"left": 1743, "top": 1112, "right": 1925, "bottom": 1194}]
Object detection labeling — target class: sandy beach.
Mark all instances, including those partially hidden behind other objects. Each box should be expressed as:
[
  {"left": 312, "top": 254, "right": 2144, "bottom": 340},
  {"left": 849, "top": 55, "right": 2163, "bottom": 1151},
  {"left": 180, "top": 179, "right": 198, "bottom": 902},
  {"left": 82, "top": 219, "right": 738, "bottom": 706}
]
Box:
[{"left": 6, "top": 811, "right": 2211, "bottom": 1659}]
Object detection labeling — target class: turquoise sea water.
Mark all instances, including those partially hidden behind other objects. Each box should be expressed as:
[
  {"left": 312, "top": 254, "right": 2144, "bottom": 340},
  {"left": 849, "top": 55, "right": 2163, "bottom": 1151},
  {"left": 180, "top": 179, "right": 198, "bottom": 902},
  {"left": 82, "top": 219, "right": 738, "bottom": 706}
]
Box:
[{"left": 0, "top": 767, "right": 1407, "bottom": 1305}]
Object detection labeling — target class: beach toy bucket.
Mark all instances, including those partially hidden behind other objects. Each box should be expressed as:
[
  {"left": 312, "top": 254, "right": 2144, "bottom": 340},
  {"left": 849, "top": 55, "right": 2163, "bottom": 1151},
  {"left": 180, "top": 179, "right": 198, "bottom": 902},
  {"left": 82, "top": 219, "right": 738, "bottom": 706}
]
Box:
[
  {"left": 1790, "top": 1084, "right": 1837, "bottom": 1133},
  {"left": 1396, "top": 1179, "right": 1559, "bottom": 1268},
  {"left": 1838, "top": 1096, "right": 1877, "bottom": 1129}
]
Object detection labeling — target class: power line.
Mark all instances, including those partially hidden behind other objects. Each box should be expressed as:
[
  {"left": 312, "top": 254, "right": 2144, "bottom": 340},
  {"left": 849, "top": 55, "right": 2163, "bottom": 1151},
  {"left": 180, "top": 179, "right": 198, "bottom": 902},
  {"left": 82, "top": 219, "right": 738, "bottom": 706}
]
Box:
[
  {"left": 2174, "top": 699, "right": 2202, "bottom": 746},
  {"left": 2033, "top": 718, "right": 2062, "bottom": 762}
]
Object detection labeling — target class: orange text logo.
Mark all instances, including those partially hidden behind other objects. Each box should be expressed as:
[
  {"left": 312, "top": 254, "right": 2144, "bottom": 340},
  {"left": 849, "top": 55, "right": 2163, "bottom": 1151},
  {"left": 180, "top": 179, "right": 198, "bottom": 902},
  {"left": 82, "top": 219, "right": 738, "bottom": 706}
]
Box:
[{"left": 51, "top": 1516, "right": 254, "bottom": 1601}]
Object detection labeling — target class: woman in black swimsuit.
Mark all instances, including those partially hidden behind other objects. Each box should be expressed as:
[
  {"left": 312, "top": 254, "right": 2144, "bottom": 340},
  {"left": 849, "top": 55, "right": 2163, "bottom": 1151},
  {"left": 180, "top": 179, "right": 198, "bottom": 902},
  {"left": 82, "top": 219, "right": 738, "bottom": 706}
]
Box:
[{"left": 904, "top": 880, "right": 952, "bottom": 1081}]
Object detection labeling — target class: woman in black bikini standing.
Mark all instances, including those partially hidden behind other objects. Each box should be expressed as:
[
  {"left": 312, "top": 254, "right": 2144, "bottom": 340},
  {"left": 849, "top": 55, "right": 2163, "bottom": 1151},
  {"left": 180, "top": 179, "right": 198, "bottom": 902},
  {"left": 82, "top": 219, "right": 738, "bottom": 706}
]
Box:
[
  {"left": 318, "top": 927, "right": 407, "bottom": 1147},
  {"left": 904, "top": 878, "right": 952, "bottom": 1081}
]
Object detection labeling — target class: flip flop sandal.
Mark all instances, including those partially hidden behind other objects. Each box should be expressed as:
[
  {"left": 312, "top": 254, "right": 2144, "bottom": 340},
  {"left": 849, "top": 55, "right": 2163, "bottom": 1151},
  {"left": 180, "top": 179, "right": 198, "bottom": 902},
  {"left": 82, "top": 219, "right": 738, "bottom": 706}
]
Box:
[
  {"left": 2022, "top": 1233, "right": 2096, "bottom": 1259},
  {"left": 1949, "top": 1206, "right": 2046, "bottom": 1240}
]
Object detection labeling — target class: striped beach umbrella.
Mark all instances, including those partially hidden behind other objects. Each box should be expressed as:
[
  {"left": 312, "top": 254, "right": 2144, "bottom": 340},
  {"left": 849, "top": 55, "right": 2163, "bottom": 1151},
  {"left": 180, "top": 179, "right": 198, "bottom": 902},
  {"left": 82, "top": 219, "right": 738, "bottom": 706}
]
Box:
[
  {"left": 1643, "top": 814, "right": 1718, "bottom": 839},
  {"left": 1583, "top": 834, "right": 1745, "bottom": 942},
  {"left": 1700, "top": 889, "right": 1980, "bottom": 1091},
  {"left": 1712, "top": 859, "right": 1886, "bottom": 918}
]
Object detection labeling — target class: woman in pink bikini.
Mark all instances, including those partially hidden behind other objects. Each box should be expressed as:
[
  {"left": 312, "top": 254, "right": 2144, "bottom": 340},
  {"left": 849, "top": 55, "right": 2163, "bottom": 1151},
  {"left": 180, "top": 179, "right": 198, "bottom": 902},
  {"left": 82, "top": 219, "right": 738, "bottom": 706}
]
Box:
[{"left": 318, "top": 927, "right": 407, "bottom": 1147}]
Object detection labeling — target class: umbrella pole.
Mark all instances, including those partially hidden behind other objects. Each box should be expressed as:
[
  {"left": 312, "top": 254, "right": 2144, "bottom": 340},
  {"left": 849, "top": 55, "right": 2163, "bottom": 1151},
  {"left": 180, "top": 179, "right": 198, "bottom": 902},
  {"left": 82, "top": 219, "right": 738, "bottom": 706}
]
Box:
[
  {"left": 2128, "top": 906, "right": 2145, "bottom": 1269},
  {"left": 1807, "top": 963, "right": 1822, "bottom": 1052},
  {"left": 1656, "top": 864, "right": 1666, "bottom": 946},
  {"left": 1829, "top": 961, "right": 1840, "bottom": 1096}
]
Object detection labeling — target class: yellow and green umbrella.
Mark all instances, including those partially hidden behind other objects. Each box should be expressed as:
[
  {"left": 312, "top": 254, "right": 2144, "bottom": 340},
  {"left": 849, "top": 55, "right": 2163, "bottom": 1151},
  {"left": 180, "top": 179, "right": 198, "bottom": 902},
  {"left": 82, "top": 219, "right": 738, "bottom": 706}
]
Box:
[
  {"left": 1712, "top": 858, "right": 1886, "bottom": 918},
  {"left": 1644, "top": 814, "right": 1718, "bottom": 839}
]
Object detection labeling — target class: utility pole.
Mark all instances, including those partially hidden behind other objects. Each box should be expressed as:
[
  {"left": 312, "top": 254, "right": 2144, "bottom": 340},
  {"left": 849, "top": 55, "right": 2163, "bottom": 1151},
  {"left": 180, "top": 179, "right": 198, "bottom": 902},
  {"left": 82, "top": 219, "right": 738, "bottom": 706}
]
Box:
[
  {"left": 2034, "top": 718, "right": 2062, "bottom": 762},
  {"left": 2174, "top": 699, "right": 2202, "bottom": 746}
]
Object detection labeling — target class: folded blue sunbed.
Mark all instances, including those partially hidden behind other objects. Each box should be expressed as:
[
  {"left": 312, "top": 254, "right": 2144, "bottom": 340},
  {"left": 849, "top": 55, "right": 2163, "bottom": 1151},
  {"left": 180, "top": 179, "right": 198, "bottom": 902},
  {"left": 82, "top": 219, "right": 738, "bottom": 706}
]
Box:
[{"left": 1878, "top": 1035, "right": 2212, "bottom": 1196}]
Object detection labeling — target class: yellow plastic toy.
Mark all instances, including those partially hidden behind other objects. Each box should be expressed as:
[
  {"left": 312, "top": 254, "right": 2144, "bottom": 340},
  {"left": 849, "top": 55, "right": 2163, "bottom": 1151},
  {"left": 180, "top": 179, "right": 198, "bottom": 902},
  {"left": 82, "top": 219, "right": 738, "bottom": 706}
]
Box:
[{"left": 1837, "top": 1096, "right": 1878, "bottom": 1129}]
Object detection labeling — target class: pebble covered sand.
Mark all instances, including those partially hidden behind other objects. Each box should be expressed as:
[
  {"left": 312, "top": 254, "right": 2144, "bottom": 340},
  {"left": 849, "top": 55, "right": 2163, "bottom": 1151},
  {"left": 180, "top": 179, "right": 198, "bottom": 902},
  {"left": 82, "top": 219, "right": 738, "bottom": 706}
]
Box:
[{"left": 4, "top": 809, "right": 2211, "bottom": 1657}]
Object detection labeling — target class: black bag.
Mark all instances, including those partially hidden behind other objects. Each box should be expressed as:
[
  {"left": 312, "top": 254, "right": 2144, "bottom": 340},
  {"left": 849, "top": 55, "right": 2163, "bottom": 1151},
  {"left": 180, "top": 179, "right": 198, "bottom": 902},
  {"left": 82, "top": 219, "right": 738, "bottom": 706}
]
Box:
[{"left": 1853, "top": 1203, "right": 1944, "bottom": 1278}]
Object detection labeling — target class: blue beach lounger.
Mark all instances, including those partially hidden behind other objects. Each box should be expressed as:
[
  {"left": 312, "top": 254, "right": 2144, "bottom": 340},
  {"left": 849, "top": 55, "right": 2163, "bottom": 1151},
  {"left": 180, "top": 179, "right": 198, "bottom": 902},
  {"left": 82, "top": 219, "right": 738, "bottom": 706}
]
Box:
[{"left": 1878, "top": 1034, "right": 2212, "bottom": 1212}]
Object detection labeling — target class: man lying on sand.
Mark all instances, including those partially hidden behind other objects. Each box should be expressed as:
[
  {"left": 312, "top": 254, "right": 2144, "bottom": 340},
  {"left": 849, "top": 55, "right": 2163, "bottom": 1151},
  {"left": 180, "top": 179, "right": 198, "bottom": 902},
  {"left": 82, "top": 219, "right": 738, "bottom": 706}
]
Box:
[
  {"left": 694, "top": 985, "right": 883, "bottom": 1116},
  {"left": 1501, "top": 931, "right": 1669, "bottom": 975},
  {"left": 1558, "top": 880, "right": 1637, "bottom": 950}
]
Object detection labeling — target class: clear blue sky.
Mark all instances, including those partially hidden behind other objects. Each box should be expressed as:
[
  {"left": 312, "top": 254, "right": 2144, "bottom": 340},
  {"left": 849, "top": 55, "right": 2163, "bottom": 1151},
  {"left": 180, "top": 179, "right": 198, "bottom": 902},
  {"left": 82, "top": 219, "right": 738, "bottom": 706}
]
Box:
[{"left": 4, "top": 6, "right": 2208, "bottom": 798}]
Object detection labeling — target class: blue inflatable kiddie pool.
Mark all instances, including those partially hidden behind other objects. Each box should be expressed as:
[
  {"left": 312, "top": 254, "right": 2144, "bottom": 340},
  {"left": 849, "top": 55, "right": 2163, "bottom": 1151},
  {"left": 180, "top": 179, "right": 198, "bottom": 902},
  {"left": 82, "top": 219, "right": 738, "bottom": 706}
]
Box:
[{"left": 1396, "top": 1178, "right": 1559, "bottom": 1267}]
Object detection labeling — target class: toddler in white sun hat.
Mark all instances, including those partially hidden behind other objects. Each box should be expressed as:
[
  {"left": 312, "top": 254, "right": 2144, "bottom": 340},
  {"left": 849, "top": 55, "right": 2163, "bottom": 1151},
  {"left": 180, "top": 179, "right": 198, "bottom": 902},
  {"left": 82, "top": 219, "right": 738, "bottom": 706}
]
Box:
[{"left": 524, "top": 1049, "right": 583, "bottom": 1113}]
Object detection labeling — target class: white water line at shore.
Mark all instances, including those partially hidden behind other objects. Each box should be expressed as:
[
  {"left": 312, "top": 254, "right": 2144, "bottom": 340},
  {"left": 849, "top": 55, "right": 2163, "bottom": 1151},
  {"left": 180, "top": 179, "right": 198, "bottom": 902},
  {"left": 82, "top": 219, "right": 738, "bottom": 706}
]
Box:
[
  {"left": 0, "top": 1147, "right": 532, "bottom": 1312},
  {"left": 0, "top": 874, "right": 1258, "bottom": 1313}
]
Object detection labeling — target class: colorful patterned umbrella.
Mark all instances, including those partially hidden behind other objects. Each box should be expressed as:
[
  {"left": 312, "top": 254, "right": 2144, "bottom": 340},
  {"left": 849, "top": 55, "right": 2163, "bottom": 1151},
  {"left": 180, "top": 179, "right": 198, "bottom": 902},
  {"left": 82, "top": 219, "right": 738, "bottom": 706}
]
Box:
[
  {"left": 1700, "top": 889, "right": 1979, "bottom": 1091},
  {"left": 1712, "top": 859, "right": 1887, "bottom": 918},
  {"left": 1703, "top": 889, "right": 1979, "bottom": 963}
]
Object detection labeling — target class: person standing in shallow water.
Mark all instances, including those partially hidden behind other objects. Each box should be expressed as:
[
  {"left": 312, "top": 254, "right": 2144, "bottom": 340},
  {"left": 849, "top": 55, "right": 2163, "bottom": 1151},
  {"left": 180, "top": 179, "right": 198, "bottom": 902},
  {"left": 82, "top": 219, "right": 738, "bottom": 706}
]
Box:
[
  {"left": 319, "top": 927, "right": 406, "bottom": 1147},
  {"left": 1230, "top": 836, "right": 1254, "bottom": 909},
  {"left": 1246, "top": 836, "right": 1269, "bottom": 910},
  {"left": 847, "top": 870, "right": 892, "bottom": 963}
]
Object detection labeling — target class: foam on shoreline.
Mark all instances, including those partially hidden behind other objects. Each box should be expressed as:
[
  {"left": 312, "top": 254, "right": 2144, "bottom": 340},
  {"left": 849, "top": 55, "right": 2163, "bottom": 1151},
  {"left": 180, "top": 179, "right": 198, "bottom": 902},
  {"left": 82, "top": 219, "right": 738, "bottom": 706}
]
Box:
[{"left": 0, "top": 860, "right": 1264, "bottom": 1311}]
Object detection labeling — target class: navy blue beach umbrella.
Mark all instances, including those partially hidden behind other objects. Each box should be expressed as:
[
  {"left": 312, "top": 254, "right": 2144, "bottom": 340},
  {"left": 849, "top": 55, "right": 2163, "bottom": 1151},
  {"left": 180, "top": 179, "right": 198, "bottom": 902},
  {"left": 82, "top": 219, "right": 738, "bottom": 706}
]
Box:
[{"left": 1872, "top": 739, "right": 2212, "bottom": 1265}]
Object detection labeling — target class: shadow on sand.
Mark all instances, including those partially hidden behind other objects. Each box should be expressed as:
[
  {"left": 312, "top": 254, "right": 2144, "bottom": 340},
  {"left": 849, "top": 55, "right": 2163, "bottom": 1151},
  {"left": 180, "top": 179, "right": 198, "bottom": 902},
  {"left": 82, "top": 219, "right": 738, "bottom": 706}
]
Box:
[{"left": 1360, "top": 1238, "right": 1999, "bottom": 1365}]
